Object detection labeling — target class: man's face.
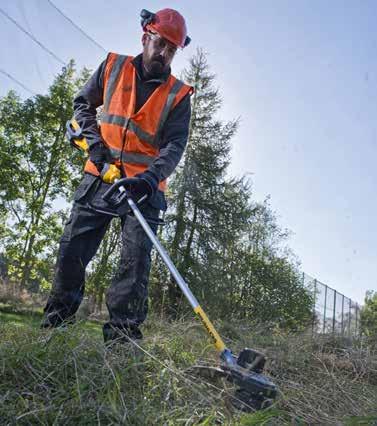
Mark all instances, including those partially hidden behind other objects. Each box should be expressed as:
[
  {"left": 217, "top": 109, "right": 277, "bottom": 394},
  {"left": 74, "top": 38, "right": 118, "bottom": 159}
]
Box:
[{"left": 142, "top": 32, "right": 177, "bottom": 77}]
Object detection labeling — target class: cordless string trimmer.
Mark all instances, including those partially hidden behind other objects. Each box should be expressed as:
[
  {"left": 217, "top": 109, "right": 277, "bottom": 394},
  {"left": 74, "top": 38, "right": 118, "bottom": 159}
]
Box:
[{"left": 66, "top": 119, "right": 278, "bottom": 410}]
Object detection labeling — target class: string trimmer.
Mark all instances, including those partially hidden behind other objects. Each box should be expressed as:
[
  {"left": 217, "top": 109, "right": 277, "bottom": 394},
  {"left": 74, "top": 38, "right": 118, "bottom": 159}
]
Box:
[{"left": 102, "top": 179, "right": 278, "bottom": 410}]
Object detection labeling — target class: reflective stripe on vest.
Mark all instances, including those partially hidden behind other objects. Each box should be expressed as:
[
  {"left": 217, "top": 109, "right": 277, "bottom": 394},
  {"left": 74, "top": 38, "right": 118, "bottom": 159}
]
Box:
[
  {"left": 103, "top": 55, "right": 128, "bottom": 111},
  {"left": 107, "top": 146, "right": 155, "bottom": 166},
  {"left": 156, "top": 79, "right": 184, "bottom": 137},
  {"left": 101, "top": 112, "right": 155, "bottom": 146}
]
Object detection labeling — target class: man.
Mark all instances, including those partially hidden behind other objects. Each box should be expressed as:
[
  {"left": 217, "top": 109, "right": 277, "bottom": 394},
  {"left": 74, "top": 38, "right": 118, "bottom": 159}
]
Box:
[{"left": 41, "top": 8, "right": 193, "bottom": 344}]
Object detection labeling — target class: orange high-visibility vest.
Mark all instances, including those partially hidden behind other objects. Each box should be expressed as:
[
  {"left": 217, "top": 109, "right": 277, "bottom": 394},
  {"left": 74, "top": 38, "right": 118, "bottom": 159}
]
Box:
[{"left": 84, "top": 53, "right": 193, "bottom": 191}]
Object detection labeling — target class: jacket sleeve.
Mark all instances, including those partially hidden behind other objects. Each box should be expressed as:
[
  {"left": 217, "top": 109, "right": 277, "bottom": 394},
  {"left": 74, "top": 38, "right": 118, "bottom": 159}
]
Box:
[
  {"left": 148, "top": 93, "right": 191, "bottom": 182},
  {"left": 73, "top": 58, "right": 107, "bottom": 148}
]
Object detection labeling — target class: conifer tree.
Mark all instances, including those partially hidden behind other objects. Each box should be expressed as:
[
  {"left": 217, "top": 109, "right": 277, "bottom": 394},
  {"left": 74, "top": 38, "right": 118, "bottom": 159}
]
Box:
[{"left": 160, "top": 49, "right": 252, "bottom": 316}]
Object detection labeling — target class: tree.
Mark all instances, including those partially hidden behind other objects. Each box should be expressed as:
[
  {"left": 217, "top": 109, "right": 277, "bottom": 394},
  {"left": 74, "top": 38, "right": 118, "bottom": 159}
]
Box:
[
  {"left": 0, "top": 62, "right": 90, "bottom": 291},
  {"left": 157, "top": 48, "right": 250, "bottom": 316},
  {"left": 360, "top": 291, "right": 377, "bottom": 344}
]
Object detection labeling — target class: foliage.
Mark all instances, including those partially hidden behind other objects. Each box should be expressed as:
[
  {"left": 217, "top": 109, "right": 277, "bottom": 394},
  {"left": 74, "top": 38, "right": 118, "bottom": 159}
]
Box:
[
  {"left": 0, "top": 62, "right": 90, "bottom": 292},
  {"left": 361, "top": 290, "right": 377, "bottom": 344},
  {"left": 162, "top": 48, "right": 247, "bottom": 316}
]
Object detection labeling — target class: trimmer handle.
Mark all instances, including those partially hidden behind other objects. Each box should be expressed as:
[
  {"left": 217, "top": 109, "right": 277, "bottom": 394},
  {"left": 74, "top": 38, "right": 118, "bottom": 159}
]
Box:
[
  {"left": 102, "top": 177, "right": 139, "bottom": 207},
  {"left": 66, "top": 118, "right": 121, "bottom": 184},
  {"left": 66, "top": 119, "right": 89, "bottom": 151}
]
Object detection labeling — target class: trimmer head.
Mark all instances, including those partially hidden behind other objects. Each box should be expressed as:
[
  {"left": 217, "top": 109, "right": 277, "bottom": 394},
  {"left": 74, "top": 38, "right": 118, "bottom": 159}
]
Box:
[
  {"left": 223, "top": 363, "right": 277, "bottom": 399},
  {"left": 221, "top": 348, "right": 278, "bottom": 410},
  {"left": 191, "top": 348, "right": 277, "bottom": 411}
]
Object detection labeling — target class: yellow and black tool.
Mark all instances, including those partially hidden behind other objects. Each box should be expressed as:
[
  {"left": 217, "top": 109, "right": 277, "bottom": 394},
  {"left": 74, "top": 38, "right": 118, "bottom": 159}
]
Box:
[
  {"left": 102, "top": 178, "right": 278, "bottom": 410},
  {"left": 66, "top": 119, "right": 121, "bottom": 184}
]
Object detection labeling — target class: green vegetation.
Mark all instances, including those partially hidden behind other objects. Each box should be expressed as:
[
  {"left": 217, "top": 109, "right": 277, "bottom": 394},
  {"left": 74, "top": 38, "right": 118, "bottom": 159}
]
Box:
[
  {"left": 361, "top": 291, "right": 377, "bottom": 345},
  {"left": 0, "top": 63, "right": 90, "bottom": 292},
  {"left": 0, "top": 304, "right": 42, "bottom": 328},
  {"left": 1, "top": 307, "right": 376, "bottom": 425}
]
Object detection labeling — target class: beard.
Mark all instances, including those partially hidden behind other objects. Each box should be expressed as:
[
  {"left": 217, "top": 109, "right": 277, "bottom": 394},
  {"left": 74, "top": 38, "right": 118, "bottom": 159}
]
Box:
[{"left": 144, "top": 55, "right": 167, "bottom": 78}]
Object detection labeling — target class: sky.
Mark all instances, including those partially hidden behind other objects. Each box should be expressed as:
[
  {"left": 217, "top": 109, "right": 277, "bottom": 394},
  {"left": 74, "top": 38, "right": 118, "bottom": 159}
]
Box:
[{"left": 0, "top": 0, "right": 376, "bottom": 304}]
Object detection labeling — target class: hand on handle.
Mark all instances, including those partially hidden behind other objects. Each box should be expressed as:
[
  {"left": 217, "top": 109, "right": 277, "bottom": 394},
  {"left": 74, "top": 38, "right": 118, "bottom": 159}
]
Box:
[{"left": 65, "top": 119, "right": 121, "bottom": 184}]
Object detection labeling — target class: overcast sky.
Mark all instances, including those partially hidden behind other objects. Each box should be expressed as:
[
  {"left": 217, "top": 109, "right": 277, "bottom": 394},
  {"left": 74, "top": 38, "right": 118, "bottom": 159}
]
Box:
[{"left": 1, "top": 0, "right": 376, "bottom": 304}]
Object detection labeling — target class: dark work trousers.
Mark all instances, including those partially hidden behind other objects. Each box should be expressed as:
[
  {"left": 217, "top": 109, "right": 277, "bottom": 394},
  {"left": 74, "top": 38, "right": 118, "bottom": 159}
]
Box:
[{"left": 43, "top": 173, "right": 159, "bottom": 331}]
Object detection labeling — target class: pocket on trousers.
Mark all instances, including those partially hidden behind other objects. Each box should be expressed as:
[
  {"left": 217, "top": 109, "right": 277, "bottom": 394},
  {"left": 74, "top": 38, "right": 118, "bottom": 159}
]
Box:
[
  {"left": 148, "top": 190, "right": 167, "bottom": 211},
  {"left": 73, "top": 174, "right": 99, "bottom": 202}
]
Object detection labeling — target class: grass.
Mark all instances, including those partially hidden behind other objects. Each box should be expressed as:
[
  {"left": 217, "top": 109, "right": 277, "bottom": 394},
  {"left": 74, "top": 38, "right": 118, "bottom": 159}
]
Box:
[
  {"left": 0, "top": 303, "right": 44, "bottom": 328},
  {"left": 1, "top": 305, "right": 377, "bottom": 425}
]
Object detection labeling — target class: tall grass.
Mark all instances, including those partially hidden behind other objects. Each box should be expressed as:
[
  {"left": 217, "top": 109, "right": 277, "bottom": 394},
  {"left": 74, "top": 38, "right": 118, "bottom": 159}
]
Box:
[{"left": 0, "top": 309, "right": 376, "bottom": 425}]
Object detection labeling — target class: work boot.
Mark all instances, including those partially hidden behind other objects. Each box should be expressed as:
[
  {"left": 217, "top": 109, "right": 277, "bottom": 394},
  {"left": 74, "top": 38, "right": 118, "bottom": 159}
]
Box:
[
  {"left": 103, "top": 323, "right": 143, "bottom": 346},
  {"left": 40, "top": 311, "right": 75, "bottom": 329}
]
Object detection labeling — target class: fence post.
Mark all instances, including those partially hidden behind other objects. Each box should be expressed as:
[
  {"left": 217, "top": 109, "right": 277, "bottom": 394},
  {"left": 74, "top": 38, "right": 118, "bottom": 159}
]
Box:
[
  {"left": 332, "top": 290, "right": 337, "bottom": 334},
  {"left": 323, "top": 283, "right": 327, "bottom": 334},
  {"left": 312, "top": 278, "right": 317, "bottom": 334},
  {"left": 348, "top": 298, "right": 352, "bottom": 338},
  {"left": 341, "top": 294, "right": 345, "bottom": 336}
]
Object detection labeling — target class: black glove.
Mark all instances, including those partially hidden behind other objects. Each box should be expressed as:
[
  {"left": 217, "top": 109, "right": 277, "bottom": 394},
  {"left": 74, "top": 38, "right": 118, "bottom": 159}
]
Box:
[
  {"left": 131, "top": 170, "right": 159, "bottom": 204},
  {"left": 89, "top": 142, "right": 110, "bottom": 173}
]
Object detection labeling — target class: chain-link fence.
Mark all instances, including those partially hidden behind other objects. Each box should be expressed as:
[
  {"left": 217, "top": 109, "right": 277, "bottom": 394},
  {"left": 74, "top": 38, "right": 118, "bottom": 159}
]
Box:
[{"left": 303, "top": 273, "right": 361, "bottom": 337}]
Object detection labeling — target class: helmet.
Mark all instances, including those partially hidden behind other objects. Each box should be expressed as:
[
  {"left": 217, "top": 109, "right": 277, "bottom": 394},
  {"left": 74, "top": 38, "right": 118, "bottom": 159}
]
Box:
[{"left": 140, "top": 8, "right": 191, "bottom": 48}]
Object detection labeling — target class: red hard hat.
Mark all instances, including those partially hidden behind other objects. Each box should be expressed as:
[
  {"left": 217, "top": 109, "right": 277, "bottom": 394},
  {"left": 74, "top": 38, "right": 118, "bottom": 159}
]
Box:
[{"left": 140, "top": 8, "right": 191, "bottom": 49}]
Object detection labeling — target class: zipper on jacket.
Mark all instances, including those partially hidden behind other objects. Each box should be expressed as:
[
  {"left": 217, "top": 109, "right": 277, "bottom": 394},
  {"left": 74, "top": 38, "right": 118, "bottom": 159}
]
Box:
[{"left": 119, "top": 118, "right": 130, "bottom": 177}]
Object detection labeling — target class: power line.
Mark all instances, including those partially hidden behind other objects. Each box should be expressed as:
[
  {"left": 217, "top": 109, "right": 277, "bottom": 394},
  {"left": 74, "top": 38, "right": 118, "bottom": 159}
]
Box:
[
  {"left": 18, "top": 1, "right": 47, "bottom": 88},
  {"left": 0, "top": 68, "right": 37, "bottom": 96},
  {"left": 46, "top": 0, "right": 107, "bottom": 53},
  {"left": 0, "top": 6, "right": 66, "bottom": 66}
]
